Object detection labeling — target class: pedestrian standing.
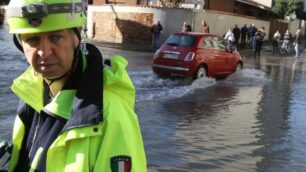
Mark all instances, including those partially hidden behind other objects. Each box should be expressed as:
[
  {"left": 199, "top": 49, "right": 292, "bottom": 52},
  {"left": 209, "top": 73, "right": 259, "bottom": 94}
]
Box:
[
  {"left": 232, "top": 24, "right": 240, "bottom": 46},
  {"left": 250, "top": 24, "right": 258, "bottom": 49},
  {"left": 272, "top": 30, "right": 281, "bottom": 54},
  {"left": 151, "top": 21, "right": 163, "bottom": 50},
  {"left": 293, "top": 29, "right": 303, "bottom": 57},
  {"left": 2, "top": 0, "right": 147, "bottom": 171},
  {"left": 201, "top": 21, "right": 210, "bottom": 33},
  {"left": 181, "top": 22, "right": 192, "bottom": 32},
  {"left": 224, "top": 28, "right": 235, "bottom": 50},
  {"left": 247, "top": 24, "right": 252, "bottom": 44},
  {"left": 282, "top": 29, "right": 292, "bottom": 51},
  {"left": 240, "top": 24, "right": 248, "bottom": 48},
  {"left": 254, "top": 27, "right": 266, "bottom": 57}
]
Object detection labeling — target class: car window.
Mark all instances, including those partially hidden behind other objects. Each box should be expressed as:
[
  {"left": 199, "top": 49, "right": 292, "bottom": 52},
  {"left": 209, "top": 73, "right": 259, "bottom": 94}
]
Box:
[
  {"left": 213, "top": 37, "right": 227, "bottom": 50},
  {"left": 165, "top": 34, "right": 196, "bottom": 47},
  {"left": 202, "top": 37, "right": 212, "bottom": 48},
  {"left": 210, "top": 37, "right": 219, "bottom": 49}
]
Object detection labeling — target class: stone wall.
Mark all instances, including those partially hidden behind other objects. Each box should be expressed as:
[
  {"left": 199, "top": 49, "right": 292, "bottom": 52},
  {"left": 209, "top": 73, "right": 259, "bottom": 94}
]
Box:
[
  {"left": 87, "top": 5, "right": 192, "bottom": 46},
  {"left": 92, "top": 12, "right": 153, "bottom": 43},
  {"left": 87, "top": 5, "right": 272, "bottom": 46}
]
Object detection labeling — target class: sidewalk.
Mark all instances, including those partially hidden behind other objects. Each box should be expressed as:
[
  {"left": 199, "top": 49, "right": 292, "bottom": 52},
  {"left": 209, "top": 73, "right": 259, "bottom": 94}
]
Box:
[
  {"left": 88, "top": 39, "right": 155, "bottom": 52},
  {"left": 88, "top": 38, "right": 270, "bottom": 54}
]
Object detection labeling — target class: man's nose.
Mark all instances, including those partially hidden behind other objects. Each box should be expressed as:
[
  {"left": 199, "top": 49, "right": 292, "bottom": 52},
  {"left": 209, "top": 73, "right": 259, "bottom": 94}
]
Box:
[{"left": 37, "top": 37, "right": 53, "bottom": 58}]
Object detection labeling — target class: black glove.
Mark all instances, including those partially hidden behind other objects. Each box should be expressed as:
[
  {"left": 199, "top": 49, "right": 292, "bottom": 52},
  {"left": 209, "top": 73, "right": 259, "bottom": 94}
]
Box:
[{"left": 0, "top": 141, "right": 12, "bottom": 172}]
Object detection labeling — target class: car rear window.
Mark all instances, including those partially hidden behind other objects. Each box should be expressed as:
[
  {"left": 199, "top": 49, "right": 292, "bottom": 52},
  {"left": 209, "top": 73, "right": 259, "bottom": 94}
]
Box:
[{"left": 165, "top": 34, "right": 196, "bottom": 47}]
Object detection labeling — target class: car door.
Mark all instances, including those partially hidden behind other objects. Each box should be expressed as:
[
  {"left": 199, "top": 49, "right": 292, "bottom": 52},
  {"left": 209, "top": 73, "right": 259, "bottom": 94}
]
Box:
[
  {"left": 209, "top": 36, "right": 229, "bottom": 75},
  {"left": 196, "top": 36, "right": 220, "bottom": 76},
  {"left": 196, "top": 36, "right": 211, "bottom": 63},
  {"left": 214, "top": 36, "right": 235, "bottom": 74}
]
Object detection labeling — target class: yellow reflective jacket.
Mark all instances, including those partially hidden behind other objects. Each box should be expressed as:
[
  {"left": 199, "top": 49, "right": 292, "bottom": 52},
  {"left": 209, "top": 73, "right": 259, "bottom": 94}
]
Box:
[{"left": 8, "top": 54, "right": 147, "bottom": 172}]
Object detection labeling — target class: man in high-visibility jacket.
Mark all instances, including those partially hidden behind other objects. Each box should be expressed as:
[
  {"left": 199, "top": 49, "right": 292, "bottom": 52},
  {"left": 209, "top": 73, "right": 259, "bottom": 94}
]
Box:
[{"left": 4, "top": 0, "right": 147, "bottom": 171}]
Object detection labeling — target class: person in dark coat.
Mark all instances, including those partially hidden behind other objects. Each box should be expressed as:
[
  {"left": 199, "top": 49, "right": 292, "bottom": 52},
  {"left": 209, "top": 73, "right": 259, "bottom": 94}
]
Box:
[
  {"left": 182, "top": 22, "right": 192, "bottom": 32},
  {"left": 254, "top": 27, "right": 266, "bottom": 57},
  {"left": 232, "top": 24, "right": 240, "bottom": 46},
  {"left": 151, "top": 21, "right": 163, "bottom": 50},
  {"left": 240, "top": 24, "right": 248, "bottom": 48}
]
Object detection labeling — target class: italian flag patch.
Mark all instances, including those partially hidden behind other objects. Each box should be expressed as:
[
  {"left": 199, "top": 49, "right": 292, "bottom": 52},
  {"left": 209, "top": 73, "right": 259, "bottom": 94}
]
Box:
[{"left": 111, "top": 155, "right": 132, "bottom": 172}]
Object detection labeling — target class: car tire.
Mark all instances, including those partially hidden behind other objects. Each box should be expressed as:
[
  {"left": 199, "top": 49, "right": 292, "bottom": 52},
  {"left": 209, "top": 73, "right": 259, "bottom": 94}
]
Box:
[
  {"left": 235, "top": 62, "right": 243, "bottom": 72},
  {"left": 195, "top": 65, "right": 207, "bottom": 79}
]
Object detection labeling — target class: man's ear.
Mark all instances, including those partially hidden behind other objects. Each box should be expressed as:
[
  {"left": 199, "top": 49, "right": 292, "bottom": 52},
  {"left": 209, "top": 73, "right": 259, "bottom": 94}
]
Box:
[
  {"left": 73, "top": 33, "right": 80, "bottom": 48},
  {"left": 69, "top": 29, "right": 80, "bottom": 48}
]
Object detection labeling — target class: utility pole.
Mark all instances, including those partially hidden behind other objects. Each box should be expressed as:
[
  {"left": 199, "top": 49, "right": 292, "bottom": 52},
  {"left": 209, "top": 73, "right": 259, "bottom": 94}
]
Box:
[{"left": 191, "top": 0, "right": 205, "bottom": 31}]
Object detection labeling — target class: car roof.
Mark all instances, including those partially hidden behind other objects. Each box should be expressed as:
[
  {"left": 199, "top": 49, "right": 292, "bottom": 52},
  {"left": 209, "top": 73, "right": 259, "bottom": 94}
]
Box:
[{"left": 173, "top": 32, "right": 220, "bottom": 38}]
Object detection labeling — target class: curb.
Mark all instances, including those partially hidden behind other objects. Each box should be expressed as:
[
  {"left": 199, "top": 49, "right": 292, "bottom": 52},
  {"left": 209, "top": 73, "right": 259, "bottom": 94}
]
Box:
[{"left": 88, "top": 39, "right": 155, "bottom": 52}]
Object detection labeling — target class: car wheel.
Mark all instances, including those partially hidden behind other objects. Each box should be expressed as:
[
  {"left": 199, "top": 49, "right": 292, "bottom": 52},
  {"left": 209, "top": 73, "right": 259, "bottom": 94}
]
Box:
[
  {"left": 195, "top": 66, "right": 207, "bottom": 79},
  {"left": 235, "top": 62, "right": 243, "bottom": 72}
]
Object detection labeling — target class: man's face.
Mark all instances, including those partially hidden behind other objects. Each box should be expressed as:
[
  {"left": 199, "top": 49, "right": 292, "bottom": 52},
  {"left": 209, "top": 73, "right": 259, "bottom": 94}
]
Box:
[{"left": 20, "top": 29, "right": 79, "bottom": 79}]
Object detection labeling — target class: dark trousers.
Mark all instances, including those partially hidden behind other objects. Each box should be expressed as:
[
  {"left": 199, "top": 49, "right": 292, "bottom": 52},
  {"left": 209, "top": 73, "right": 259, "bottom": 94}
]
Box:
[
  {"left": 254, "top": 40, "right": 263, "bottom": 56},
  {"left": 272, "top": 40, "right": 279, "bottom": 54},
  {"left": 152, "top": 33, "right": 160, "bottom": 49},
  {"left": 241, "top": 35, "right": 246, "bottom": 48}
]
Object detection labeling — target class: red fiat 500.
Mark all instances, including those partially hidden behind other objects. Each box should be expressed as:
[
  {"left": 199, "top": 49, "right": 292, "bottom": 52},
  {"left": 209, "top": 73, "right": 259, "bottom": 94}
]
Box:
[{"left": 152, "top": 32, "right": 243, "bottom": 79}]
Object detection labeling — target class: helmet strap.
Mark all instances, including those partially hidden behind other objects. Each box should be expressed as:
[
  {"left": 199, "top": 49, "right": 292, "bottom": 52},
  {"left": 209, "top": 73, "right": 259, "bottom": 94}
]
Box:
[
  {"left": 80, "top": 26, "right": 88, "bottom": 55},
  {"left": 46, "top": 42, "right": 80, "bottom": 87},
  {"left": 13, "top": 34, "right": 24, "bottom": 52}
]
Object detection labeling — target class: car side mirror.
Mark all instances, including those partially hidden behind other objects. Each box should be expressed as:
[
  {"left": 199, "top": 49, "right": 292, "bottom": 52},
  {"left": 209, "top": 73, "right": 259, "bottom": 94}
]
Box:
[
  {"left": 226, "top": 45, "right": 235, "bottom": 53},
  {"left": 223, "top": 40, "right": 235, "bottom": 53}
]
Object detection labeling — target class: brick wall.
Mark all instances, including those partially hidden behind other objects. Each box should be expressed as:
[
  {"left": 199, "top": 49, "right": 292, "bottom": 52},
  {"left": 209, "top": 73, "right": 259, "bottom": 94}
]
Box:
[
  {"left": 93, "top": 0, "right": 105, "bottom": 5},
  {"left": 93, "top": 12, "right": 153, "bottom": 43},
  {"left": 208, "top": 0, "right": 235, "bottom": 13}
]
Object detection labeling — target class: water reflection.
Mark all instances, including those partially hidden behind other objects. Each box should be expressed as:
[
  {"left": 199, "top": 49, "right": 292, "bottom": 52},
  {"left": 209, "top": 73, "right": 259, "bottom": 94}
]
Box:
[
  {"left": 140, "top": 75, "right": 266, "bottom": 171},
  {"left": 140, "top": 62, "right": 306, "bottom": 172},
  {"left": 0, "top": 26, "right": 26, "bottom": 140},
  {"left": 253, "top": 62, "right": 306, "bottom": 171}
]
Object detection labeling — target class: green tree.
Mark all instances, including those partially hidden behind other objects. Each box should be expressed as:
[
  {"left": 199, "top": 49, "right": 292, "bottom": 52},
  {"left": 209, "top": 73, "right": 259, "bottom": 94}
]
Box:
[
  {"left": 272, "top": 0, "right": 288, "bottom": 19},
  {"left": 286, "top": 0, "right": 304, "bottom": 17}
]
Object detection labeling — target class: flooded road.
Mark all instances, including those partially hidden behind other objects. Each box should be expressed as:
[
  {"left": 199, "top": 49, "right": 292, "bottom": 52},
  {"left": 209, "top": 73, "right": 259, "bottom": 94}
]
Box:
[
  {"left": 132, "top": 63, "right": 306, "bottom": 172},
  {"left": 1, "top": 26, "right": 306, "bottom": 172}
]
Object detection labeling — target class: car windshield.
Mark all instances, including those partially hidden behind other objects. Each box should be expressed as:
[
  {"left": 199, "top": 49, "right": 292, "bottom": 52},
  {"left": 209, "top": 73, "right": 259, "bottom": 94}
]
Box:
[{"left": 165, "top": 34, "right": 196, "bottom": 47}]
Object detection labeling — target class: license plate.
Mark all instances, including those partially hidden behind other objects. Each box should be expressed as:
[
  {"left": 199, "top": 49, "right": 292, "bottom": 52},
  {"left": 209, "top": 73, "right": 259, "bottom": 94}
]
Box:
[{"left": 163, "top": 53, "right": 179, "bottom": 59}]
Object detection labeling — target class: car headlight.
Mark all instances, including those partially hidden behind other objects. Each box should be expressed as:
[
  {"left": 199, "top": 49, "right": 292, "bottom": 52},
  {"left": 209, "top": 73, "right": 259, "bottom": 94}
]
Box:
[{"left": 184, "top": 52, "right": 195, "bottom": 61}]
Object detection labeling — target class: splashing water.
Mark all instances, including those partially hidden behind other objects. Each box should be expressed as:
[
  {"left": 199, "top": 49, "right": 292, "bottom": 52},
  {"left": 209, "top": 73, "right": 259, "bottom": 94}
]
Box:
[
  {"left": 131, "top": 70, "right": 217, "bottom": 102},
  {"left": 131, "top": 68, "right": 271, "bottom": 102},
  {"left": 225, "top": 68, "right": 271, "bottom": 86}
]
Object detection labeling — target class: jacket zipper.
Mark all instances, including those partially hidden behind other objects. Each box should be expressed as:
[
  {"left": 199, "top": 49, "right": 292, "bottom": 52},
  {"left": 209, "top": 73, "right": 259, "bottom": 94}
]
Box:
[{"left": 29, "top": 114, "right": 41, "bottom": 157}]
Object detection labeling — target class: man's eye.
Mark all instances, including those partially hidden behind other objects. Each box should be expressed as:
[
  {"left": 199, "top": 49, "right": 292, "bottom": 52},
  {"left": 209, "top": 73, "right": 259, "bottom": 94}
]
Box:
[
  {"left": 25, "top": 36, "right": 40, "bottom": 45},
  {"left": 50, "top": 35, "right": 63, "bottom": 43}
]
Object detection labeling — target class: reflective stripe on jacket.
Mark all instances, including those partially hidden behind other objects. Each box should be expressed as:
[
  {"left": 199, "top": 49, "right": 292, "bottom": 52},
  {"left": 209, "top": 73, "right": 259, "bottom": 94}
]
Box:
[{"left": 8, "top": 54, "right": 147, "bottom": 172}]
